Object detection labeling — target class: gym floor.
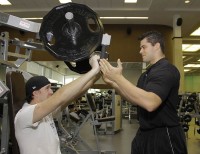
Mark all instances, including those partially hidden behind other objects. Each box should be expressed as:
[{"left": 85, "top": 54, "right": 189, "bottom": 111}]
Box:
[{"left": 72, "top": 118, "right": 200, "bottom": 154}]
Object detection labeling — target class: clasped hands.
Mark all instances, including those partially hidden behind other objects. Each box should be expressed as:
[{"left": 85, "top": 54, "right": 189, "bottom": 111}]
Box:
[{"left": 89, "top": 54, "right": 123, "bottom": 85}]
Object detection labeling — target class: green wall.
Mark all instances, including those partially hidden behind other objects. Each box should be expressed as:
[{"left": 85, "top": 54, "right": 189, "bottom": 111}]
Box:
[{"left": 185, "top": 75, "right": 200, "bottom": 92}]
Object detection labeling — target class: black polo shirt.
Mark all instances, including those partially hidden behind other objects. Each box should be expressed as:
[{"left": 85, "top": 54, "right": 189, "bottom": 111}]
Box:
[{"left": 137, "top": 58, "right": 180, "bottom": 130}]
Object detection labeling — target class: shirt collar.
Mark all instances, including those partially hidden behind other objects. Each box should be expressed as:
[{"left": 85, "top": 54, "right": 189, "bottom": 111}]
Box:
[{"left": 146, "top": 58, "right": 166, "bottom": 73}]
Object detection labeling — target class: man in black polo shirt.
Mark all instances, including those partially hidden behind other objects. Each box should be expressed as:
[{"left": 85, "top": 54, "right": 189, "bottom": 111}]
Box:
[{"left": 99, "top": 31, "right": 187, "bottom": 154}]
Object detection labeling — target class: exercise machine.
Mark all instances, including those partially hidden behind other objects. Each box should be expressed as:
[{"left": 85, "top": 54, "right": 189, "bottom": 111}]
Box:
[
  {"left": 55, "top": 93, "right": 116, "bottom": 154},
  {"left": 0, "top": 2, "right": 112, "bottom": 154},
  {"left": 0, "top": 81, "right": 9, "bottom": 154},
  {"left": 178, "top": 93, "right": 200, "bottom": 136}
]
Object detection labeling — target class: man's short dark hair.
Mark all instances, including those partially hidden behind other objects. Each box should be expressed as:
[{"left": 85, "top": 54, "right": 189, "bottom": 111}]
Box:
[{"left": 138, "top": 31, "right": 165, "bottom": 53}]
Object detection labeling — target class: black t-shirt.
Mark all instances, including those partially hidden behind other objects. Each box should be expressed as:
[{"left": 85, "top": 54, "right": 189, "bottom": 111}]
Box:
[{"left": 137, "top": 58, "right": 180, "bottom": 130}]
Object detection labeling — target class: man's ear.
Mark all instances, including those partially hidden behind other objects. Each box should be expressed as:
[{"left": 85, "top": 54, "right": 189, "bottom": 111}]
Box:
[
  {"left": 32, "top": 90, "right": 38, "bottom": 97},
  {"left": 155, "top": 42, "right": 160, "bottom": 50}
]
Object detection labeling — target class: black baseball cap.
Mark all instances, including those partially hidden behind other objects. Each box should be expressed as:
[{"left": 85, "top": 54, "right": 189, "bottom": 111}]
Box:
[{"left": 26, "top": 76, "right": 50, "bottom": 99}]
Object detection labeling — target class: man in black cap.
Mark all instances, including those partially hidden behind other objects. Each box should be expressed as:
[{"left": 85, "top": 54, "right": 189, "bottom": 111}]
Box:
[{"left": 15, "top": 54, "right": 100, "bottom": 154}]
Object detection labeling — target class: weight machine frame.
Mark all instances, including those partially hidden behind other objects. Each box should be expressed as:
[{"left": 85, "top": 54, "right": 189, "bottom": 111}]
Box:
[{"left": 0, "top": 11, "right": 112, "bottom": 154}]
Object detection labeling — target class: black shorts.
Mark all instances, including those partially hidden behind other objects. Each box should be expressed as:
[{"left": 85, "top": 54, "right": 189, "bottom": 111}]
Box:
[{"left": 131, "top": 126, "right": 188, "bottom": 154}]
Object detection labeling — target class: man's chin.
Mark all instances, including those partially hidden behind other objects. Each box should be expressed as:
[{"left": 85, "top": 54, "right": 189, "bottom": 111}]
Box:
[{"left": 142, "top": 59, "right": 147, "bottom": 62}]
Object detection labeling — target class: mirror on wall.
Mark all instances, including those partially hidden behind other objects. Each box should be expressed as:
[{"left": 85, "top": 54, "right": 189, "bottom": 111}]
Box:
[
  {"left": 36, "top": 61, "right": 143, "bottom": 84},
  {"left": 18, "top": 61, "right": 144, "bottom": 85}
]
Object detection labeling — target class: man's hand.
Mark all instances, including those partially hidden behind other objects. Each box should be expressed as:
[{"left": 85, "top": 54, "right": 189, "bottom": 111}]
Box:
[
  {"left": 99, "top": 58, "right": 123, "bottom": 83},
  {"left": 89, "top": 54, "right": 100, "bottom": 74}
]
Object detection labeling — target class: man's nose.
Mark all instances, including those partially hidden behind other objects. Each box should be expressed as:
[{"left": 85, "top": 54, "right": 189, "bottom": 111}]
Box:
[
  {"left": 139, "top": 49, "right": 142, "bottom": 54},
  {"left": 49, "top": 88, "right": 54, "bottom": 94}
]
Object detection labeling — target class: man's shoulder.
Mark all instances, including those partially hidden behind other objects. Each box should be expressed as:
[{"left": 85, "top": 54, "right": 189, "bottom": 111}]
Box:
[
  {"left": 16, "top": 103, "right": 36, "bottom": 117},
  {"left": 157, "top": 59, "right": 179, "bottom": 72}
]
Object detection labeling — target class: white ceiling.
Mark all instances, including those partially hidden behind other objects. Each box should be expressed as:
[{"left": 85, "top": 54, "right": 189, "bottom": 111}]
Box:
[
  {"left": 1, "top": 0, "right": 200, "bottom": 74},
  {"left": 1, "top": 0, "right": 200, "bottom": 37}
]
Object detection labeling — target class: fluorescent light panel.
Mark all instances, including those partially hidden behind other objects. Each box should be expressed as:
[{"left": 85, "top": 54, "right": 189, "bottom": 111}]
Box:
[
  {"left": 0, "top": 0, "right": 11, "bottom": 5},
  {"left": 24, "top": 17, "right": 148, "bottom": 20},
  {"left": 100, "top": 17, "right": 148, "bottom": 19},
  {"left": 59, "top": 0, "right": 138, "bottom": 4},
  {"left": 59, "top": 0, "right": 71, "bottom": 3},
  {"left": 184, "top": 69, "right": 190, "bottom": 72},
  {"left": 23, "top": 17, "right": 43, "bottom": 20},
  {"left": 190, "top": 27, "right": 200, "bottom": 36},
  {"left": 184, "top": 64, "right": 200, "bottom": 68},
  {"left": 185, "top": 0, "right": 190, "bottom": 4},
  {"left": 182, "top": 44, "right": 200, "bottom": 52},
  {"left": 124, "top": 0, "right": 137, "bottom": 3}
]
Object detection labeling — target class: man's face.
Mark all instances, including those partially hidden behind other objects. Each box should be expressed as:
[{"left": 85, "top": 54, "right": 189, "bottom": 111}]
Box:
[
  {"left": 34, "top": 84, "right": 53, "bottom": 102},
  {"left": 139, "top": 38, "right": 156, "bottom": 63}
]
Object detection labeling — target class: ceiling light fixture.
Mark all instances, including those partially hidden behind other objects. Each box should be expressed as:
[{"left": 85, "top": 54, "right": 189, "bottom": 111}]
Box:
[
  {"left": 185, "top": 0, "right": 190, "bottom": 4},
  {"left": 184, "top": 64, "right": 200, "bottom": 68},
  {"left": 23, "top": 17, "right": 43, "bottom": 20},
  {"left": 59, "top": 0, "right": 72, "bottom": 3},
  {"left": 184, "top": 69, "right": 190, "bottom": 72},
  {"left": 190, "top": 27, "right": 200, "bottom": 36},
  {"left": 100, "top": 17, "right": 148, "bottom": 19},
  {"left": 0, "top": 0, "right": 11, "bottom": 5},
  {"left": 124, "top": 0, "right": 138, "bottom": 3},
  {"left": 24, "top": 17, "right": 148, "bottom": 20},
  {"left": 182, "top": 44, "right": 200, "bottom": 52}
]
